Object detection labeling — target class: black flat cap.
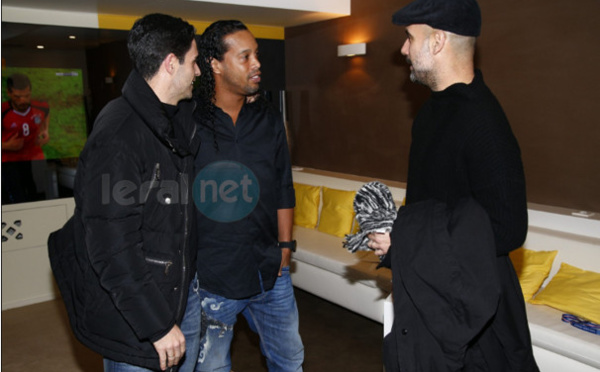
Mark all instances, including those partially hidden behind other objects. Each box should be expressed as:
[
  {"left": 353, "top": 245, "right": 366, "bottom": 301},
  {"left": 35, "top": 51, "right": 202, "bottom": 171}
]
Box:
[{"left": 392, "top": 0, "right": 481, "bottom": 37}]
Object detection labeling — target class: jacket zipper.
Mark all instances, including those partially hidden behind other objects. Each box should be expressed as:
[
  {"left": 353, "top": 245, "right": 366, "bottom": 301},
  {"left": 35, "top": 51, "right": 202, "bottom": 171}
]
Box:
[
  {"left": 173, "top": 105, "right": 196, "bottom": 320},
  {"left": 145, "top": 257, "right": 172, "bottom": 275},
  {"left": 176, "top": 169, "right": 189, "bottom": 320},
  {"left": 142, "top": 163, "right": 161, "bottom": 203}
]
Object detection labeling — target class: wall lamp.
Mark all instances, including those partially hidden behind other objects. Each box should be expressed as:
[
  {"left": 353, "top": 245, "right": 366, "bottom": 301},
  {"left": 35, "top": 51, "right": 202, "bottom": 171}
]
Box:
[{"left": 337, "top": 43, "right": 366, "bottom": 57}]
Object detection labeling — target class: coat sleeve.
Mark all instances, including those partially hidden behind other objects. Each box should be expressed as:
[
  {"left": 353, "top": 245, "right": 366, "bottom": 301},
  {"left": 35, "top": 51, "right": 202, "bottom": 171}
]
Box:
[
  {"left": 465, "top": 120, "right": 528, "bottom": 256},
  {"left": 78, "top": 137, "right": 175, "bottom": 342}
]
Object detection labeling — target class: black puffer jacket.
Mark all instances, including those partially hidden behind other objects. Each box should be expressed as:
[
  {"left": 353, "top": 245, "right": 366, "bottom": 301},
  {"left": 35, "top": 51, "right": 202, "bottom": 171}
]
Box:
[{"left": 48, "top": 70, "right": 200, "bottom": 370}]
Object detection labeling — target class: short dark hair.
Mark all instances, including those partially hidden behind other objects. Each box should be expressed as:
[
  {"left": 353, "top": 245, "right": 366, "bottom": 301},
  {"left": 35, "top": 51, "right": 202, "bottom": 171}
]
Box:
[
  {"left": 127, "top": 13, "right": 196, "bottom": 80},
  {"left": 7, "top": 73, "right": 31, "bottom": 92}
]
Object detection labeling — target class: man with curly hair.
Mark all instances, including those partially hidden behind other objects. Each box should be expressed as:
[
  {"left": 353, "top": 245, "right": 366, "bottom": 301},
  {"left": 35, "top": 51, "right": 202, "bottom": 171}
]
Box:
[{"left": 191, "top": 20, "right": 304, "bottom": 372}]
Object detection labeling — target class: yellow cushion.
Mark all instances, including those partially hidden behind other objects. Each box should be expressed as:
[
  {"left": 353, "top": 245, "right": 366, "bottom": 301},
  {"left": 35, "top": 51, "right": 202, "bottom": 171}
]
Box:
[
  {"left": 509, "top": 248, "right": 558, "bottom": 301},
  {"left": 530, "top": 263, "right": 600, "bottom": 324},
  {"left": 350, "top": 216, "right": 361, "bottom": 234},
  {"left": 317, "top": 187, "right": 356, "bottom": 238},
  {"left": 293, "top": 183, "right": 321, "bottom": 229}
]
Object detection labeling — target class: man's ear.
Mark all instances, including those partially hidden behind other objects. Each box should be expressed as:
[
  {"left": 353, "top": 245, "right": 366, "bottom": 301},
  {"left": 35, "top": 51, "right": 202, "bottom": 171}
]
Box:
[
  {"left": 163, "top": 53, "right": 179, "bottom": 74},
  {"left": 210, "top": 57, "right": 221, "bottom": 75},
  {"left": 431, "top": 30, "right": 447, "bottom": 55}
]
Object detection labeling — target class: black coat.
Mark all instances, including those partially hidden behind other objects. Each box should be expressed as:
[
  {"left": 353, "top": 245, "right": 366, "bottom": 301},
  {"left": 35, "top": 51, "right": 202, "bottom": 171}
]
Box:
[
  {"left": 380, "top": 199, "right": 538, "bottom": 371},
  {"left": 48, "top": 70, "right": 200, "bottom": 370}
]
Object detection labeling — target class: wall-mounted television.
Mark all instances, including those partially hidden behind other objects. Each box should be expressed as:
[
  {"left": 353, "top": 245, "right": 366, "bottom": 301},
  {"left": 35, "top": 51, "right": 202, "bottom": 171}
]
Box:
[{"left": 2, "top": 66, "right": 87, "bottom": 161}]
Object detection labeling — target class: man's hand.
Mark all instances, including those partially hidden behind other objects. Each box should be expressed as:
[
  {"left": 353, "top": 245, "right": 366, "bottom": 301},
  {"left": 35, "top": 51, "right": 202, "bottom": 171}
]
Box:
[
  {"left": 279, "top": 248, "right": 292, "bottom": 276},
  {"left": 2, "top": 133, "right": 24, "bottom": 151},
  {"left": 367, "top": 232, "right": 391, "bottom": 257},
  {"left": 153, "top": 325, "right": 186, "bottom": 371}
]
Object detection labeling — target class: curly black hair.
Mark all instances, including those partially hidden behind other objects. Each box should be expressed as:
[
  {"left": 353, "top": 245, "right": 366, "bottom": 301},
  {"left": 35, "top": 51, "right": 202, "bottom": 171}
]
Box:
[
  {"left": 195, "top": 20, "right": 249, "bottom": 152},
  {"left": 196, "top": 20, "right": 248, "bottom": 105}
]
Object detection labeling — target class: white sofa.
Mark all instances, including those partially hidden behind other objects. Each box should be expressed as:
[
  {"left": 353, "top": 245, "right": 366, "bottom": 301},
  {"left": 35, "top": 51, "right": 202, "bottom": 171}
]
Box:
[
  {"left": 290, "top": 168, "right": 404, "bottom": 323},
  {"left": 521, "top": 226, "right": 600, "bottom": 371},
  {"left": 290, "top": 167, "right": 600, "bottom": 372},
  {"left": 2, "top": 168, "right": 598, "bottom": 371}
]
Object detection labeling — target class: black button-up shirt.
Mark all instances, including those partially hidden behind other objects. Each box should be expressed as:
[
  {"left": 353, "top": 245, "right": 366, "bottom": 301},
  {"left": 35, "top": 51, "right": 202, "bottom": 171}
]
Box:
[{"left": 193, "top": 99, "right": 295, "bottom": 299}]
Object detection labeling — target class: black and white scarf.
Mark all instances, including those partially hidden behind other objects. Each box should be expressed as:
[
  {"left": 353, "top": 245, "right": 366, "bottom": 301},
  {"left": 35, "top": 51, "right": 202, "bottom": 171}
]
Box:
[{"left": 343, "top": 181, "right": 397, "bottom": 256}]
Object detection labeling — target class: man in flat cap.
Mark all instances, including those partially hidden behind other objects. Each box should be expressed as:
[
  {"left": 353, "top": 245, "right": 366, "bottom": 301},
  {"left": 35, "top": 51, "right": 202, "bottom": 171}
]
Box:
[{"left": 368, "top": 0, "right": 539, "bottom": 370}]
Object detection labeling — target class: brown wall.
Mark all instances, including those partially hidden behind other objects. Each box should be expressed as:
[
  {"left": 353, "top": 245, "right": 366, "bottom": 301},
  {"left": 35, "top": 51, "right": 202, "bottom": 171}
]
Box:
[{"left": 285, "top": 0, "right": 600, "bottom": 213}]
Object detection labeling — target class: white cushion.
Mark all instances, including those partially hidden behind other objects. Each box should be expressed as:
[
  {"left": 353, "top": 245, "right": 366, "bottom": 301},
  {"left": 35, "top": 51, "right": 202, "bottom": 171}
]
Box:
[
  {"left": 526, "top": 303, "right": 600, "bottom": 369},
  {"left": 293, "top": 226, "right": 391, "bottom": 290},
  {"left": 293, "top": 226, "right": 357, "bottom": 274}
]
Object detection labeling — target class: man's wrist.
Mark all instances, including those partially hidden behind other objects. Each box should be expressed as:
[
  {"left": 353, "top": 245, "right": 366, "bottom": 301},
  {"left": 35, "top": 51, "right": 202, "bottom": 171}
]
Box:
[{"left": 278, "top": 240, "right": 296, "bottom": 252}]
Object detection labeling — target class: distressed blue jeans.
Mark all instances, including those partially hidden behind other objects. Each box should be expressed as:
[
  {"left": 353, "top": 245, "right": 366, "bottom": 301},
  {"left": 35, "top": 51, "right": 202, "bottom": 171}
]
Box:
[
  {"left": 194, "top": 267, "right": 304, "bottom": 372},
  {"left": 103, "top": 275, "right": 202, "bottom": 372},
  {"left": 178, "top": 275, "right": 202, "bottom": 372}
]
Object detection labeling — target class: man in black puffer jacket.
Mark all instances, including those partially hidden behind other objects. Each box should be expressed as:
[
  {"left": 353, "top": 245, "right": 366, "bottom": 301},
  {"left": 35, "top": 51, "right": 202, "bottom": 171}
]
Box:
[{"left": 48, "top": 13, "right": 202, "bottom": 372}]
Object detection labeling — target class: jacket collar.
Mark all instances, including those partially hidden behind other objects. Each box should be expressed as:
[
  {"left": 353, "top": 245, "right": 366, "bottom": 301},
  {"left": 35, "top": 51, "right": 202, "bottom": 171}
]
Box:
[{"left": 122, "top": 70, "right": 198, "bottom": 157}]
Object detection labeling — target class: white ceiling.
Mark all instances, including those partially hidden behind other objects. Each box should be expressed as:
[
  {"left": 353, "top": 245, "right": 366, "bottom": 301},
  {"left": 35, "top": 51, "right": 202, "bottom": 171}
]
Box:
[
  {"left": 1, "top": 0, "right": 351, "bottom": 28},
  {"left": 2, "top": 0, "right": 350, "bottom": 50}
]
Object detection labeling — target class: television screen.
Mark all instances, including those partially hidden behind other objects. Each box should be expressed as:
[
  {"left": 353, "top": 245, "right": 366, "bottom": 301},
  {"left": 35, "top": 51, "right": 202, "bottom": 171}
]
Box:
[{"left": 2, "top": 67, "right": 87, "bottom": 162}]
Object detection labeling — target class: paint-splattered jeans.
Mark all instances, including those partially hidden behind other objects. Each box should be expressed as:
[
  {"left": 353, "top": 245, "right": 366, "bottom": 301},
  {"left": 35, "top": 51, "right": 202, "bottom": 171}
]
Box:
[{"left": 194, "top": 267, "right": 304, "bottom": 372}]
